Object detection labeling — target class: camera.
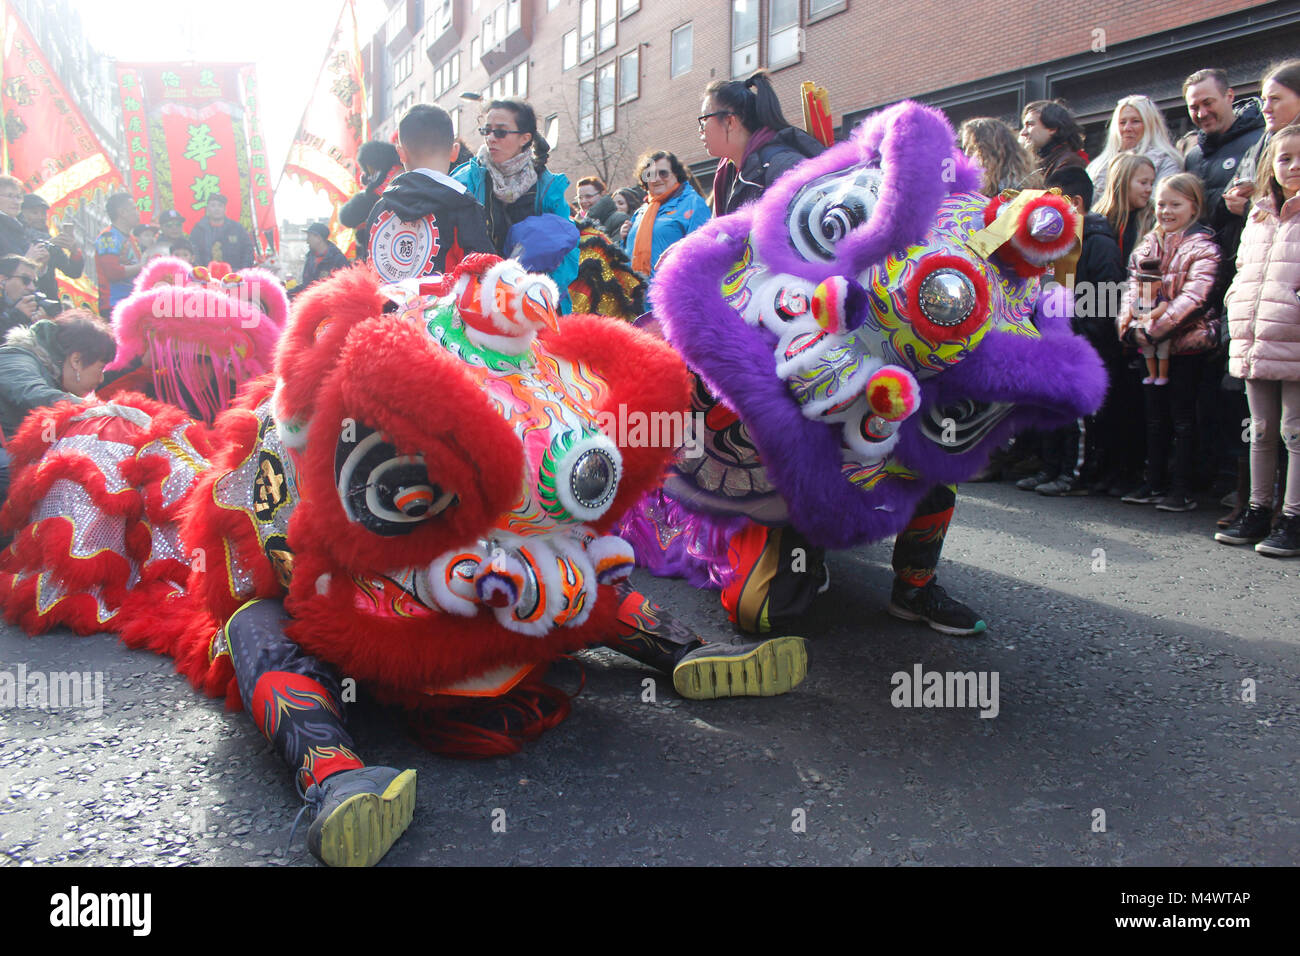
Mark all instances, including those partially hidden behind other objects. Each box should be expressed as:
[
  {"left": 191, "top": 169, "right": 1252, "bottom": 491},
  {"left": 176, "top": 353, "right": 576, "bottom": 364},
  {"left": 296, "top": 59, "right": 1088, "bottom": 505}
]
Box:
[{"left": 36, "top": 292, "right": 61, "bottom": 317}]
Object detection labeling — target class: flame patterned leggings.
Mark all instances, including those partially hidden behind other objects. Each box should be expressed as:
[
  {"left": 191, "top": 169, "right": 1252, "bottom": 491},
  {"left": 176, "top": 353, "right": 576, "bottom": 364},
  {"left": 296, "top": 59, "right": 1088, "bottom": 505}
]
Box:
[{"left": 721, "top": 484, "right": 957, "bottom": 634}]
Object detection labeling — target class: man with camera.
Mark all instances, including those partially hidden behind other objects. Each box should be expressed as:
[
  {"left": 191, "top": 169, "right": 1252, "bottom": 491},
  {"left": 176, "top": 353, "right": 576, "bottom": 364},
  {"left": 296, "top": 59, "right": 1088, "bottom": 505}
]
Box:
[
  {"left": 0, "top": 255, "right": 41, "bottom": 339},
  {"left": 21, "top": 193, "right": 84, "bottom": 310}
]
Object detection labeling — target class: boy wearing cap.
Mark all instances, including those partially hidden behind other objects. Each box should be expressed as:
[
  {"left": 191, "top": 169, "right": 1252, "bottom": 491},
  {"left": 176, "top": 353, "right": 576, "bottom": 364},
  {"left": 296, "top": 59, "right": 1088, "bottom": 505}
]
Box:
[
  {"left": 366, "top": 104, "right": 494, "bottom": 282},
  {"left": 189, "top": 194, "right": 255, "bottom": 269},
  {"left": 300, "top": 222, "right": 350, "bottom": 292}
]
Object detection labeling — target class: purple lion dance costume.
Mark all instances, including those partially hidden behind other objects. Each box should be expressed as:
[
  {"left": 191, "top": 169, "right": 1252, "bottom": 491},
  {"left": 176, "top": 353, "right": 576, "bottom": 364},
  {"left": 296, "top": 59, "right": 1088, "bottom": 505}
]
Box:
[{"left": 620, "top": 100, "right": 1108, "bottom": 635}]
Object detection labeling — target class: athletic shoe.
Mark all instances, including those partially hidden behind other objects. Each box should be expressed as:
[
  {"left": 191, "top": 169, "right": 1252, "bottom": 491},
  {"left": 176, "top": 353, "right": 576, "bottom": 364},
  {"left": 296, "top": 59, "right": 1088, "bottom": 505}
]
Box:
[
  {"left": 1255, "top": 513, "right": 1300, "bottom": 557},
  {"left": 1214, "top": 505, "right": 1273, "bottom": 545},
  {"left": 1037, "top": 475, "right": 1089, "bottom": 496},
  {"left": 1154, "top": 492, "right": 1198, "bottom": 512},
  {"left": 888, "top": 578, "right": 987, "bottom": 637},
  {"left": 1121, "top": 483, "right": 1167, "bottom": 504},
  {"left": 298, "top": 766, "right": 417, "bottom": 867},
  {"left": 673, "top": 636, "right": 808, "bottom": 700},
  {"left": 1016, "top": 469, "right": 1054, "bottom": 491}
]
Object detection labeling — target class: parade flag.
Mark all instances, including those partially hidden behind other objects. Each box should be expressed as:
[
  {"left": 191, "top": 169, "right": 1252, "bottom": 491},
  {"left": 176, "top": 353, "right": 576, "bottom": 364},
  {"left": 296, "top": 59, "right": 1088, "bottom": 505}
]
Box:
[
  {"left": 1, "top": 4, "right": 124, "bottom": 218},
  {"left": 283, "top": 0, "right": 367, "bottom": 206},
  {"left": 239, "top": 66, "right": 279, "bottom": 254},
  {"left": 115, "top": 63, "right": 276, "bottom": 255}
]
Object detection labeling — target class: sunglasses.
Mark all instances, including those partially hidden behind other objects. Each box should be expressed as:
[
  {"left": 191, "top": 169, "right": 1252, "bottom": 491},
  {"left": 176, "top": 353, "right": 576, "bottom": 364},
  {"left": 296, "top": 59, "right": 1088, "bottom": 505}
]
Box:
[
  {"left": 697, "top": 110, "right": 734, "bottom": 132},
  {"left": 642, "top": 168, "right": 673, "bottom": 185},
  {"left": 12, "top": 274, "right": 36, "bottom": 287},
  {"left": 479, "top": 126, "right": 525, "bottom": 139}
]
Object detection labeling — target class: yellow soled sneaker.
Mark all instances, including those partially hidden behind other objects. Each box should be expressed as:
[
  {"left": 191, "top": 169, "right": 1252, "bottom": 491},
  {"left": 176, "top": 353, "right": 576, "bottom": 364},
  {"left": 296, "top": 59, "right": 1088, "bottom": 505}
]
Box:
[
  {"left": 672, "top": 635, "right": 808, "bottom": 700},
  {"left": 302, "top": 766, "right": 417, "bottom": 867}
]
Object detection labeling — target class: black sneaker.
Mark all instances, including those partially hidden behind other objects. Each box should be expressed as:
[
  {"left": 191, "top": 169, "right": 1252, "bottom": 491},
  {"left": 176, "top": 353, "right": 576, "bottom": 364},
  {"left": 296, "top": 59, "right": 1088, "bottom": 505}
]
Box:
[
  {"left": 1037, "top": 475, "right": 1089, "bottom": 496},
  {"left": 673, "top": 636, "right": 809, "bottom": 699},
  {"left": 1121, "top": 483, "right": 1166, "bottom": 504},
  {"left": 888, "top": 578, "right": 987, "bottom": 637},
  {"left": 1015, "top": 469, "right": 1054, "bottom": 491},
  {"left": 297, "top": 766, "right": 417, "bottom": 867},
  {"left": 1255, "top": 513, "right": 1300, "bottom": 557},
  {"left": 1215, "top": 505, "right": 1273, "bottom": 545},
  {"left": 1155, "top": 492, "right": 1198, "bottom": 512}
]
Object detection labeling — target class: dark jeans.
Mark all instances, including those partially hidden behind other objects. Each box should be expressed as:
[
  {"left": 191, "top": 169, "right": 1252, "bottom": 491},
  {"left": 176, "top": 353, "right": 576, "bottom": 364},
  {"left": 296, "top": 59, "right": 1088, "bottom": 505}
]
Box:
[
  {"left": 1144, "top": 352, "right": 1209, "bottom": 494},
  {"left": 1095, "top": 347, "right": 1147, "bottom": 481}
]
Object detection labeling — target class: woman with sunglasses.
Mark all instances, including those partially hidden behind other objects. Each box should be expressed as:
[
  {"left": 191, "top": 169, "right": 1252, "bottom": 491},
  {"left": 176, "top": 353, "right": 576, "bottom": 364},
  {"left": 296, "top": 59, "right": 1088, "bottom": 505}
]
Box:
[
  {"left": 699, "top": 70, "right": 826, "bottom": 217},
  {"left": 452, "top": 98, "right": 579, "bottom": 311},
  {"left": 620, "top": 151, "right": 710, "bottom": 280}
]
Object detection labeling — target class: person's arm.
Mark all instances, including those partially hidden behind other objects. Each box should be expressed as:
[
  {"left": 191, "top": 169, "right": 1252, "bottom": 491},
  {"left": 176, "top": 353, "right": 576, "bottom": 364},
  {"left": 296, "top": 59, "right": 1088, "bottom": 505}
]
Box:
[
  {"left": 96, "top": 250, "right": 140, "bottom": 283},
  {"left": 339, "top": 186, "right": 382, "bottom": 228},
  {"left": 1148, "top": 238, "right": 1221, "bottom": 340}
]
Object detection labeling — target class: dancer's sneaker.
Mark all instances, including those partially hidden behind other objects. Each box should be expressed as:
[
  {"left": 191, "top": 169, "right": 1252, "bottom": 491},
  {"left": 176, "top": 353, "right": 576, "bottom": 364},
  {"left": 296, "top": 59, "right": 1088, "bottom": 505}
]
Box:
[
  {"left": 888, "top": 578, "right": 987, "bottom": 636},
  {"left": 297, "top": 766, "right": 417, "bottom": 867},
  {"left": 673, "top": 636, "right": 808, "bottom": 700}
]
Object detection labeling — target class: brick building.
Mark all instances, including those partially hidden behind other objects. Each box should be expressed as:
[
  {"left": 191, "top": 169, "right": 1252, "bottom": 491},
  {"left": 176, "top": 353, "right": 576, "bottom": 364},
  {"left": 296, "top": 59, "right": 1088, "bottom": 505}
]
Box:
[{"left": 363, "top": 0, "right": 1300, "bottom": 205}]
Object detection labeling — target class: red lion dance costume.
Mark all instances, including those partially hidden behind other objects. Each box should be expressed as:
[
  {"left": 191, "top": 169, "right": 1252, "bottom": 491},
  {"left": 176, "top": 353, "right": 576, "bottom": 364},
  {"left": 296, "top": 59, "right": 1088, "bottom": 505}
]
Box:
[{"left": 1, "top": 254, "right": 784, "bottom": 866}]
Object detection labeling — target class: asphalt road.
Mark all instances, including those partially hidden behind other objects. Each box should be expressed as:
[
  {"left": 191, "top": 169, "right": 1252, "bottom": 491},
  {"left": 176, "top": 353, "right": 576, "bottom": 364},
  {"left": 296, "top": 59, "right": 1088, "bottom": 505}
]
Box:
[{"left": 1, "top": 481, "right": 1296, "bottom": 867}]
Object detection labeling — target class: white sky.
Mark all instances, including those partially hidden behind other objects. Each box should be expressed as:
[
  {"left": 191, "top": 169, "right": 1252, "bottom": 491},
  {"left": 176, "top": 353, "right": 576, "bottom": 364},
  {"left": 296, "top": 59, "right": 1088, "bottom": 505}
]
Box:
[{"left": 67, "top": 0, "right": 387, "bottom": 224}]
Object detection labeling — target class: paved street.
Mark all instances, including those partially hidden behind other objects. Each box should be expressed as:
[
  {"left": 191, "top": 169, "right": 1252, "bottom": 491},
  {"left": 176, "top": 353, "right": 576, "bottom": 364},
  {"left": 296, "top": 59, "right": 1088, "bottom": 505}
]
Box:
[{"left": 1, "top": 481, "right": 1296, "bottom": 866}]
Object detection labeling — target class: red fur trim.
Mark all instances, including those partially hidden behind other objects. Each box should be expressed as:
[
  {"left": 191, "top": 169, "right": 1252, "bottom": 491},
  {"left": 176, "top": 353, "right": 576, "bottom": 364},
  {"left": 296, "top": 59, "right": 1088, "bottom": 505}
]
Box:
[
  {"left": 402, "top": 670, "right": 576, "bottom": 757},
  {"left": 538, "top": 314, "right": 690, "bottom": 533},
  {"left": 1010, "top": 194, "right": 1078, "bottom": 264},
  {"left": 291, "top": 316, "right": 524, "bottom": 574},
  {"left": 273, "top": 265, "right": 389, "bottom": 427}
]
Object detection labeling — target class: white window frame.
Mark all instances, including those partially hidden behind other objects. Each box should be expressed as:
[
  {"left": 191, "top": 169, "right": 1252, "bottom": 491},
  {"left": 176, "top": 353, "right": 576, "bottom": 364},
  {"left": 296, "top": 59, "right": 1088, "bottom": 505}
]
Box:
[
  {"left": 670, "top": 23, "right": 693, "bottom": 78},
  {"left": 618, "top": 47, "right": 639, "bottom": 104}
]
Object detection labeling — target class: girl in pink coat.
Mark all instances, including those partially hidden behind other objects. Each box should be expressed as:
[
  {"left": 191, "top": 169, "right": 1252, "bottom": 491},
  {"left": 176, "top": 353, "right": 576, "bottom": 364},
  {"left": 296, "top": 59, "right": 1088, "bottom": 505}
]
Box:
[
  {"left": 1117, "top": 173, "right": 1221, "bottom": 512},
  {"left": 1216, "top": 122, "right": 1300, "bottom": 556}
]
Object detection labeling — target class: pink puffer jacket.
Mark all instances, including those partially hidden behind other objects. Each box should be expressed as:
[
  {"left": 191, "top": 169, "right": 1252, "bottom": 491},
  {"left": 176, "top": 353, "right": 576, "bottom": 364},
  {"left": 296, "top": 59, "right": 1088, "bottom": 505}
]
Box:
[
  {"left": 1225, "top": 194, "right": 1300, "bottom": 381},
  {"left": 1118, "top": 224, "right": 1221, "bottom": 355}
]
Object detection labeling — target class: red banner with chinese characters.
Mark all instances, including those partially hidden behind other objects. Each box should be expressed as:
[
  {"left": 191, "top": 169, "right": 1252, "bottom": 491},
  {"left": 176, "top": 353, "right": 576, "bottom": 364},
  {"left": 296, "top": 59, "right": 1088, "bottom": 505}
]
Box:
[
  {"left": 115, "top": 65, "right": 156, "bottom": 220},
  {"left": 239, "top": 66, "right": 279, "bottom": 254},
  {"left": 283, "top": 0, "right": 367, "bottom": 205},
  {"left": 114, "top": 62, "right": 273, "bottom": 254},
  {"left": 1, "top": 5, "right": 124, "bottom": 218}
]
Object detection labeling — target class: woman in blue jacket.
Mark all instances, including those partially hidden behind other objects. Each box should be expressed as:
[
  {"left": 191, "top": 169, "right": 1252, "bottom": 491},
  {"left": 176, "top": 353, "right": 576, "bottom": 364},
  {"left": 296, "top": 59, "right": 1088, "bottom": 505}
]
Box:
[
  {"left": 621, "top": 150, "right": 711, "bottom": 280},
  {"left": 452, "top": 98, "right": 578, "bottom": 311}
]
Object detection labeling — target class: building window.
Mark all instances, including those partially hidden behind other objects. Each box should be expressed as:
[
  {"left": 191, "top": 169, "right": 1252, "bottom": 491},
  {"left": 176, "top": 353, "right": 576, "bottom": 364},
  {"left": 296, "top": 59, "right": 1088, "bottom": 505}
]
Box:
[
  {"left": 621, "top": 0, "right": 639, "bottom": 16},
  {"left": 433, "top": 52, "right": 459, "bottom": 97},
  {"left": 579, "top": 0, "right": 597, "bottom": 63},
  {"left": 731, "top": 1, "right": 758, "bottom": 78},
  {"left": 598, "top": 61, "right": 616, "bottom": 135},
  {"left": 670, "top": 23, "right": 692, "bottom": 78},
  {"left": 563, "top": 30, "right": 578, "bottom": 71},
  {"left": 546, "top": 113, "right": 560, "bottom": 148},
  {"left": 548, "top": 0, "right": 561, "bottom": 9},
  {"left": 507, "top": 0, "right": 521, "bottom": 32},
  {"left": 450, "top": 106, "right": 460, "bottom": 137},
  {"left": 471, "top": 34, "right": 482, "bottom": 60},
  {"left": 578, "top": 72, "right": 595, "bottom": 142},
  {"left": 428, "top": 0, "right": 453, "bottom": 39},
  {"left": 768, "top": 0, "right": 801, "bottom": 68},
  {"left": 808, "top": 0, "right": 845, "bottom": 19},
  {"left": 618, "top": 47, "right": 639, "bottom": 103},
  {"left": 516, "top": 60, "right": 529, "bottom": 98},
  {"left": 598, "top": 0, "right": 617, "bottom": 53}
]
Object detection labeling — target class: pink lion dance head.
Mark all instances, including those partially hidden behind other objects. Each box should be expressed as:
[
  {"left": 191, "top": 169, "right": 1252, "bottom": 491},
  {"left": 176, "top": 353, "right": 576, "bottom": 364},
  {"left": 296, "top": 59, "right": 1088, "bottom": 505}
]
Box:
[{"left": 106, "top": 256, "right": 287, "bottom": 422}]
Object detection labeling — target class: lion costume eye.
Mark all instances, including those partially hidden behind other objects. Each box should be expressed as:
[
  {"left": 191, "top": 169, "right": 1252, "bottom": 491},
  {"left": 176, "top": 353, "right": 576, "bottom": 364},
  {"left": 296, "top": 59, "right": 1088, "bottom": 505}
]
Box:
[
  {"left": 788, "top": 167, "right": 882, "bottom": 262},
  {"left": 335, "top": 425, "right": 458, "bottom": 535}
]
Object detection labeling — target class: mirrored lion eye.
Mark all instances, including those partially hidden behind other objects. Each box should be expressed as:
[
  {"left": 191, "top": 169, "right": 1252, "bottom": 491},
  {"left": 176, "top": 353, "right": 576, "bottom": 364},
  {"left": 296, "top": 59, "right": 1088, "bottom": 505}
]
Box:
[
  {"left": 335, "top": 425, "right": 457, "bottom": 535},
  {"left": 917, "top": 269, "right": 977, "bottom": 327},
  {"left": 821, "top": 205, "right": 860, "bottom": 244}
]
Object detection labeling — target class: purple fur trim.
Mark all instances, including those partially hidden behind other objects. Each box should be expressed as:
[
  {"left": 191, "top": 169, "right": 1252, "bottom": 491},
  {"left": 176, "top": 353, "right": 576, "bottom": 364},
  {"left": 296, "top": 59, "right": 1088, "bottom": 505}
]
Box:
[
  {"left": 750, "top": 102, "right": 971, "bottom": 284},
  {"left": 615, "top": 489, "right": 747, "bottom": 590}
]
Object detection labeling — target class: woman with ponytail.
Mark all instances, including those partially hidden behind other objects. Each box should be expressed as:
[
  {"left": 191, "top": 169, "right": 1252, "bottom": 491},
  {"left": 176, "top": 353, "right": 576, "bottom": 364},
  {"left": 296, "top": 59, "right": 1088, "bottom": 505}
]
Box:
[
  {"left": 453, "top": 98, "right": 580, "bottom": 310},
  {"left": 699, "top": 70, "right": 826, "bottom": 216}
]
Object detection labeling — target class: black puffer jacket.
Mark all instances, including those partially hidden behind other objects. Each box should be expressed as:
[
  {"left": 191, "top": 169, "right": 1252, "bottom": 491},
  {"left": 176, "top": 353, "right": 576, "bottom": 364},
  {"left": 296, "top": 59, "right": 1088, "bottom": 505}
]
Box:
[
  {"left": 0, "top": 321, "right": 78, "bottom": 441},
  {"left": 714, "top": 126, "right": 826, "bottom": 216},
  {"left": 1185, "top": 99, "right": 1265, "bottom": 241},
  {"left": 1073, "top": 213, "right": 1127, "bottom": 351}
]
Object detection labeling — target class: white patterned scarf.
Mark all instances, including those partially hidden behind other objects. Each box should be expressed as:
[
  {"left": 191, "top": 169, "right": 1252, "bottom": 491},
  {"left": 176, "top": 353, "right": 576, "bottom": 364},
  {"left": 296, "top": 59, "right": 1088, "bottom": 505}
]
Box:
[{"left": 480, "top": 143, "right": 538, "bottom": 204}]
